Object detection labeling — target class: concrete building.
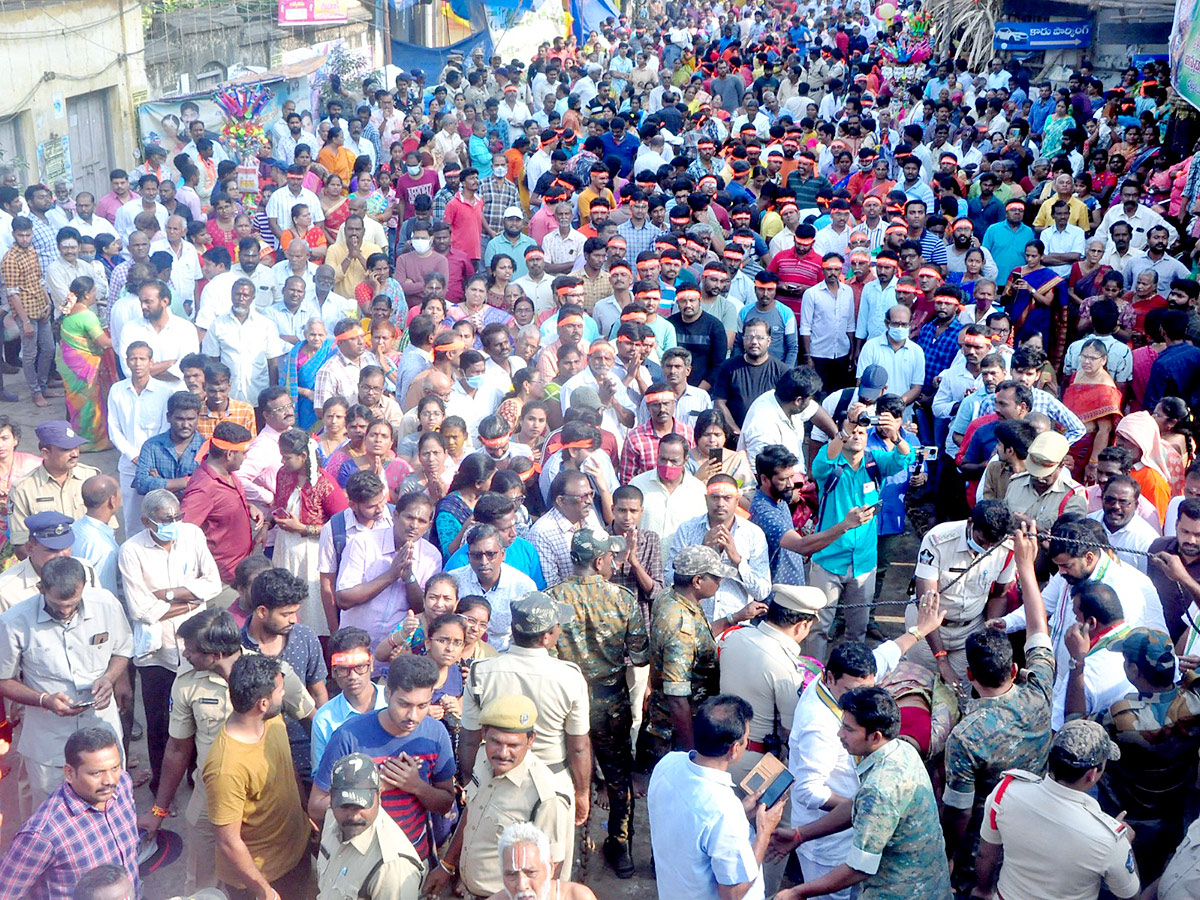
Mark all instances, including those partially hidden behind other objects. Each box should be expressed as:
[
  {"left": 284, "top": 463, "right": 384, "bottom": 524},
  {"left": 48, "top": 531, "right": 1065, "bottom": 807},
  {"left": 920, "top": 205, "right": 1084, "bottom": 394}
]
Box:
[{"left": 0, "top": 0, "right": 148, "bottom": 201}]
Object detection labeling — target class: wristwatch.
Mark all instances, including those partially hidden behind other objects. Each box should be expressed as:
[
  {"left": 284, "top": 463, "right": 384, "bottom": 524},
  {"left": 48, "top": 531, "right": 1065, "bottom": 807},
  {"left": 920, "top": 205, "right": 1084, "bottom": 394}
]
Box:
[
  {"left": 164, "top": 590, "right": 175, "bottom": 603},
  {"left": 905, "top": 625, "right": 923, "bottom": 640}
]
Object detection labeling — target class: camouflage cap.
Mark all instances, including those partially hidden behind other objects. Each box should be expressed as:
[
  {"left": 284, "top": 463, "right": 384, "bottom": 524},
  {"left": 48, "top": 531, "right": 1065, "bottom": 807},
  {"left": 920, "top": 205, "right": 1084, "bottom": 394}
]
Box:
[
  {"left": 673, "top": 545, "right": 740, "bottom": 582},
  {"left": 510, "top": 591, "right": 575, "bottom": 634},
  {"left": 1051, "top": 719, "right": 1121, "bottom": 768},
  {"left": 1111, "top": 627, "right": 1175, "bottom": 677},
  {"left": 570, "top": 528, "right": 627, "bottom": 564}
]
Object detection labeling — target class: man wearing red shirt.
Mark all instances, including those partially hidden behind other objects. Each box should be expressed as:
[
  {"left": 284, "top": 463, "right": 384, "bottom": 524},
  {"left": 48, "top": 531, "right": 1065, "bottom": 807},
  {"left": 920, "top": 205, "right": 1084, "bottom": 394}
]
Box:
[
  {"left": 767, "top": 222, "right": 824, "bottom": 317},
  {"left": 443, "top": 167, "right": 486, "bottom": 264},
  {"left": 393, "top": 150, "right": 441, "bottom": 220},
  {"left": 432, "top": 222, "right": 476, "bottom": 303},
  {"left": 182, "top": 421, "right": 264, "bottom": 588}
]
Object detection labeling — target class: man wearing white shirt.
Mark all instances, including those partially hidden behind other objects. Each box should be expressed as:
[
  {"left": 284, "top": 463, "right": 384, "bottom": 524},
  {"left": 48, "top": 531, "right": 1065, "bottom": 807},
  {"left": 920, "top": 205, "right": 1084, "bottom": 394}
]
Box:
[
  {"left": 346, "top": 118, "right": 376, "bottom": 172},
  {"left": 265, "top": 165, "right": 325, "bottom": 241},
  {"left": 1039, "top": 202, "right": 1086, "bottom": 277},
  {"left": 314, "top": 319, "right": 378, "bottom": 410},
  {"left": 45, "top": 228, "right": 104, "bottom": 310},
  {"left": 114, "top": 174, "right": 168, "bottom": 242},
  {"left": 542, "top": 203, "right": 587, "bottom": 275},
  {"left": 107, "top": 341, "right": 173, "bottom": 536},
  {"left": 786, "top": 611, "right": 940, "bottom": 898},
  {"left": 195, "top": 246, "right": 237, "bottom": 335},
  {"left": 273, "top": 111, "right": 320, "bottom": 167},
  {"left": 266, "top": 276, "right": 323, "bottom": 345},
  {"left": 231, "top": 239, "right": 277, "bottom": 310},
  {"left": 739, "top": 367, "right": 829, "bottom": 474},
  {"left": 68, "top": 192, "right": 115, "bottom": 241},
  {"left": 1088, "top": 476, "right": 1159, "bottom": 574},
  {"left": 812, "top": 201, "right": 854, "bottom": 257},
  {"left": 855, "top": 315, "right": 926, "bottom": 412},
  {"left": 1000, "top": 517, "right": 1167, "bottom": 729},
  {"left": 200, "top": 278, "right": 287, "bottom": 403},
  {"left": 1095, "top": 181, "right": 1178, "bottom": 250},
  {"left": 272, "top": 239, "right": 319, "bottom": 306},
  {"left": 119, "top": 281, "right": 199, "bottom": 387},
  {"left": 513, "top": 248, "right": 555, "bottom": 314},
  {"left": 446, "top": 350, "right": 505, "bottom": 441},
  {"left": 150, "top": 215, "right": 202, "bottom": 317},
  {"left": 799, "top": 255, "right": 857, "bottom": 392}
]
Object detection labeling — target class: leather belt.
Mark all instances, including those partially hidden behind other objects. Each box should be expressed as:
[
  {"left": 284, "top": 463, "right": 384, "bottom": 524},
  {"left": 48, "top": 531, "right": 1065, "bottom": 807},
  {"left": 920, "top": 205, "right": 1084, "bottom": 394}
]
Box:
[{"left": 746, "top": 739, "right": 768, "bottom": 753}]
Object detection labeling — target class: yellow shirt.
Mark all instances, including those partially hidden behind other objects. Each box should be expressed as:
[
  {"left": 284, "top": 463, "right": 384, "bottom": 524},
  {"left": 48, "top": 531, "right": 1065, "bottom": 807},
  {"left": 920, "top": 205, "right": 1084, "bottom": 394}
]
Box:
[
  {"left": 1032, "top": 194, "right": 1090, "bottom": 230},
  {"left": 326, "top": 241, "right": 384, "bottom": 299}
]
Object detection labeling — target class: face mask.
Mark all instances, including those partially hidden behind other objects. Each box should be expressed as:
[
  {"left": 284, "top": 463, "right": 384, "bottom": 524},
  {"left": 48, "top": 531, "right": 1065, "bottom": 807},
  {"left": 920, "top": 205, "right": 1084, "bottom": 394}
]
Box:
[
  {"left": 154, "top": 521, "right": 180, "bottom": 543},
  {"left": 966, "top": 534, "right": 987, "bottom": 555},
  {"left": 657, "top": 463, "right": 684, "bottom": 483},
  {"left": 466, "top": 374, "right": 485, "bottom": 389},
  {"left": 407, "top": 165, "right": 422, "bottom": 176},
  {"left": 887, "top": 325, "right": 909, "bottom": 342},
  {"left": 493, "top": 165, "right": 508, "bottom": 178},
  {"left": 411, "top": 238, "right": 432, "bottom": 254}
]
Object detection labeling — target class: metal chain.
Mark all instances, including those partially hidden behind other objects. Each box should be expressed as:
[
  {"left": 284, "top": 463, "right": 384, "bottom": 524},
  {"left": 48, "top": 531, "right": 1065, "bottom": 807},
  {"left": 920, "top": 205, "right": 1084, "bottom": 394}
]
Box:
[{"left": 831, "top": 536, "right": 1164, "bottom": 611}]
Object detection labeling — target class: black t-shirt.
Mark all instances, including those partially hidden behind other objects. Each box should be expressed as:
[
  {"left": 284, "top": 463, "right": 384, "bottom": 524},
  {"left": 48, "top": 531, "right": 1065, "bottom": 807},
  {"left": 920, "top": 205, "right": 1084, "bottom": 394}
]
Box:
[
  {"left": 711, "top": 355, "right": 790, "bottom": 426},
  {"left": 669, "top": 311, "right": 729, "bottom": 388}
]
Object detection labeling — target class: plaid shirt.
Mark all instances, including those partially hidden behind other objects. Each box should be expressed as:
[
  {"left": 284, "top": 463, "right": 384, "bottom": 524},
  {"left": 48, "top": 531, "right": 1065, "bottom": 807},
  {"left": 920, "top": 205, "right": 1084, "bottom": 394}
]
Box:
[
  {"left": 527, "top": 506, "right": 606, "bottom": 588},
  {"left": 610, "top": 528, "right": 664, "bottom": 613},
  {"left": 29, "top": 216, "right": 59, "bottom": 273},
  {"left": 0, "top": 245, "right": 49, "bottom": 319},
  {"left": 619, "top": 418, "right": 695, "bottom": 484},
  {"left": 432, "top": 186, "right": 456, "bottom": 223},
  {"left": 617, "top": 218, "right": 666, "bottom": 260},
  {"left": 914, "top": 318, "right": 963, "bottom": 389},
  {"left": 0, "top": 772, "right": 139, "bottom": 900},
  {"left": 132, "top": 429, "right": 205, "bottom": 495},
  {"left": 478, "top": 177, "right": 521, "bottom": 235},
  {"left": 196, "top": 398, "right": 258, "bottom": 440}
]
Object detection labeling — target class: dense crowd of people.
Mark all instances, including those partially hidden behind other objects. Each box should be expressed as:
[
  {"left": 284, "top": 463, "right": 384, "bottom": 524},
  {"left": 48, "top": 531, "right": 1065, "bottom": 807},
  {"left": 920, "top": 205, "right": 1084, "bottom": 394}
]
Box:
[{"left": 1, "top": 0, "right": 1200, "bottom": 898}]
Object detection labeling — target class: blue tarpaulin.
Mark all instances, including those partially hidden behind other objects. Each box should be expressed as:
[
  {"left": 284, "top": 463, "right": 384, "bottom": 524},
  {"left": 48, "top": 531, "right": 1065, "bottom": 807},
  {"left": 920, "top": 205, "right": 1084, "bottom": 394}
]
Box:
[
  {"left": 390, "top": 30, "right": 494, "bottom": 75},
  {"left": 570, "top": 0, "right": 618, "bottom": 45}
]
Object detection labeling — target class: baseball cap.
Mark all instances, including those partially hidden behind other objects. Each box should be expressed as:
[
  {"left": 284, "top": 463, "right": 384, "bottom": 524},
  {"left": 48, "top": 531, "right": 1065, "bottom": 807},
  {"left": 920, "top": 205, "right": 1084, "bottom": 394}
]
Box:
[
  {"left": 480, "top": 694, "right": 538, "bottom": 732},
  {"left": 1025, "top": 432, "right": 1070, "bottom": 478},
  {"left": 569, "top": 386, "right": 602, "bottom": 411},
  {"left": 1051, "top": 719, "right": 1120, "bottom": 768},
  {"left": 511, "top": 591, "right": 574, "bottom": 634},
  {"left": 27, "top": 511, "right": 75, "bottom": 550},
  {"left": 36, "top": 420, "right": 87, "bottom": 450},
  {"left": 771, "top": 585, "right": 826, "bottom": 614},
  {"left": 858, "top": 365, "right": 888, "bottom": 402},
  {"left": 673, "top": 545, "right": 740, "bottom": 582},
  {"left": 503, "top": 205, "right": 523, "bottom": 219},
  {"left": 329, "top": 753, "right": 379, "bottom": 808},
  {"left": 570, "top": 528, "right": 627, "bottom": 564},
  {"left": 1111, "top": 627, "right": 1175, "bottom": 678}
]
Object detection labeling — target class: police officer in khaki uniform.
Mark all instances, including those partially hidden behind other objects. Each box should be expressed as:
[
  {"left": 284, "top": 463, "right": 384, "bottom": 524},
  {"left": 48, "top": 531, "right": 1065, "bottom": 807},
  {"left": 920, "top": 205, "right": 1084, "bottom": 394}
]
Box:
[
  {"left": 460, "top": 591, "right": 591, "bottom": 854},
  {"left": 424, "top": 695, "right": 574, "bottom": 900},
  {"left": 719, "top": 584, "right": 825, "bottom": 785},
  {"left": 911, "top": 499, "right": 1016, "bottom": 685},
  {"left": 1004, "top": 431, "right": 1088, "bottom": 533},
  {"left": 317, "top": 752, "right": 424, "bottom": 900},
  {"left": 138, "top": 608, "right": 315, "bottom": 892},
  {"left": 0, "top": 511, "right": 97, "bottom": 612},
  {"left": 976, "top": 719, "right": 1140, "bottom": 900},
  {"left": 7, "top": 421, "right": 103, "bottom": 552}
]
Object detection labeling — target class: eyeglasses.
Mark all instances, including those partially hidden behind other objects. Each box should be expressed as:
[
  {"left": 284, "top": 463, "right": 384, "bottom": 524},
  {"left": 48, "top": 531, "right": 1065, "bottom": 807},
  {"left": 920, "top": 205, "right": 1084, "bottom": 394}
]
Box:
[
  {"left": 460, "top": 615, "right": 489, "bottom": 629},
  {"left": 430, "top": 635, "right": 465, "bottom": 648},
  {"left": 563, "top": 491, "right": 595, "bottom": 503},
  {"left": 468, "top": 549, "right": 502, "bottom": 560},
  {"left": 333, "top": 663, "right": 371, "bottom": 676},
  {"left": 267, "top": 403, "right": 295, "bottom": 415}
]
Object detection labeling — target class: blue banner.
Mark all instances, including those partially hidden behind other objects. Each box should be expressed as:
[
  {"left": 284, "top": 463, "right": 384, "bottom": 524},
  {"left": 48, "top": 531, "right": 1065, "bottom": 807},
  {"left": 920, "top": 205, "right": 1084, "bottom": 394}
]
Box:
[
  {"left": 570, "top": 0, "right": 619, "bottom": 45},
  {"left": 390, "top": 30, "right": 494, "bottom": 76},
  {"left": 993, "top": 20, "right": 1091, "bottom": 50}
]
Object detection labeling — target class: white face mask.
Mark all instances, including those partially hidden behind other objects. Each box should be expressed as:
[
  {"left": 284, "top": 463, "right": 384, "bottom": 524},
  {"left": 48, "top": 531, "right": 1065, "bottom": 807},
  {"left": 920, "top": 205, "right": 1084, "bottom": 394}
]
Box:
[
  {"left": 411, "top": 238, "right": 432, "bottom": 254},
  {"left": 493, "top": 165, "right": 508, "bottom": 178},
  {"left": 407, "top": 165, "right": 422, "bottom": 176}
]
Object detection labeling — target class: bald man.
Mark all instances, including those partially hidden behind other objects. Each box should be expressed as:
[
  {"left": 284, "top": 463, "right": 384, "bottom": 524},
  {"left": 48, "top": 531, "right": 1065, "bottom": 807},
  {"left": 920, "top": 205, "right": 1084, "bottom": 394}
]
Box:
[{"left": 73, "top": 474, "right": 122, "bottom": 595}]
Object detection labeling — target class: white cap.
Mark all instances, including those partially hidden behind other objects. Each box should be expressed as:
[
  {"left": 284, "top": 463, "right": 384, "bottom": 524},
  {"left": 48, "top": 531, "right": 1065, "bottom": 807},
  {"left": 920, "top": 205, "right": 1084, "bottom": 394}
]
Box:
[{"left": 503, "top": 205, "right": 524, "bottom": 219}]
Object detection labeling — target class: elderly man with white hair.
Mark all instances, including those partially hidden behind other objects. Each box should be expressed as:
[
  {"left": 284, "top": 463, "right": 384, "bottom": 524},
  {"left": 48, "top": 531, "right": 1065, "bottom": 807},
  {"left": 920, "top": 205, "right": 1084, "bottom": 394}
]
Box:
[{"left": 485, "top": 822, "right": 598, "bottom": 900}]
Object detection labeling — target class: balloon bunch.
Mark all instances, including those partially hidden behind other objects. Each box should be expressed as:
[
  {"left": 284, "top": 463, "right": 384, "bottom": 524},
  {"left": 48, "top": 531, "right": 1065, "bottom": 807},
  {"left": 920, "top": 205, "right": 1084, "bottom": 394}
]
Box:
[{"left": 212, "top": 84, "right": 274, "bottom": 121}]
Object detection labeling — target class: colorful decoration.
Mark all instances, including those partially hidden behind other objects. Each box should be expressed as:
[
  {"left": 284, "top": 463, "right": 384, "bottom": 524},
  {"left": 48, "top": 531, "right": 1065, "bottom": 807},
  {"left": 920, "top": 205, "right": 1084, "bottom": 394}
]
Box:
[
  {"left": 212, "top": 84, "right": 273, "bottom": 154},
  {"left": 877, "top": 8, "right": 933, "bottom": 65},
  {"left": 875, "top": 2, "right": 897, "bottom": 21}
]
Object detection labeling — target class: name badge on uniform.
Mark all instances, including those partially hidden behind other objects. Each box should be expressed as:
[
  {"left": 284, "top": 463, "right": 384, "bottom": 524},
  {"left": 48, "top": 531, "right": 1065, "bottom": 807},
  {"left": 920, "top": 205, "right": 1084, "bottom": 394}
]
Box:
[
  {"left": 863, "top": 481, "right": 877, "bottom": 494},
  {"left": 90, "top": 632, "right": 109, "bottom": 646},
  {"left": 199, "top": 697, "right": 221, "bottom": 705}
]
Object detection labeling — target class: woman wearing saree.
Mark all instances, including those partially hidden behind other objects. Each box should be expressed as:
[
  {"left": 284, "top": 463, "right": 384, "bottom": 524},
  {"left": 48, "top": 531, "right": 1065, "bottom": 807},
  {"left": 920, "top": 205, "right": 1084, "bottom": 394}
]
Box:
[
  {"left": 1063, "top": 339, "right": 1122, "bottom": 482},
  {"left": 355, "top": 253, "right": 405, "bottom": 315},
  {"left": 1115, "top": 411, "right": 1174, "bottom": 524},
  {"left": 284, "top": 317, "right": 335, "bottom": 430},
  {"left": 433, "top": 452, "right": 496, "bottom": 560},
  {"left": 496, "top": 368, "right": 548, "bottom": 433},
  {"left": 316, "top": 396, "right": 350, "bottom": 466},
  {"left": 319, "top": 174, "right": 351, "bottom": 245},
  {"left": 351, "top": 171, "right": 392, "bottom": 229},
  {"left": 336, "top": 419, "right": 412, "bottom": 501},
  {"left": 322, "top": 403, "right": 372, "bottom": 478},
  {"left": 317, "top": 128, "right": 356, "bottom": 194},
  {"left": 57, "top": 276, "right": 113, "bottom": 448},
  {"left": 1040, "top": 99, "right": 1077, "bottom": 159},
  {"left": 1006, "top": 240, "right": 1065, "bottom": 360},
  {"left": 272, "top": 428, "right": 348, "bottom": 635},
  {"left": 1068, "top": 240, "right": 1111, "bottom": 314},
  {"left": 0, "top": 417, "right": 45, "bottom": 570}
]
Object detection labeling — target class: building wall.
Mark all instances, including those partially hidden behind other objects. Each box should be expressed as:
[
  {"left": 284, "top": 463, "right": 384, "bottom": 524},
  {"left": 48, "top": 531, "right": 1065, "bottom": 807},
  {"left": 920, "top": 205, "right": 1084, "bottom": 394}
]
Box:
[{"left": 0, "top": 0, "right": 147, "bottom": 199}]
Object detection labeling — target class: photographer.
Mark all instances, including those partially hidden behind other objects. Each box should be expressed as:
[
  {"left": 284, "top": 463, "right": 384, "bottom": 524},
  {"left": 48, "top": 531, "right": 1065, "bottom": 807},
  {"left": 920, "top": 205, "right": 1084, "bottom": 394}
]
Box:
[{"left": 807, "top": 400, "right": 915, "bottom": 660}]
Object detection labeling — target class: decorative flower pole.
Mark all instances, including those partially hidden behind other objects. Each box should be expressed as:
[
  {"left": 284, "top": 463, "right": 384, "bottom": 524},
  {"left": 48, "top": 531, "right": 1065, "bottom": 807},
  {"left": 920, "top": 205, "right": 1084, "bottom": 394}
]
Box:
[{"left": 213, "top": 84, "right": 274, "bottom": 211}]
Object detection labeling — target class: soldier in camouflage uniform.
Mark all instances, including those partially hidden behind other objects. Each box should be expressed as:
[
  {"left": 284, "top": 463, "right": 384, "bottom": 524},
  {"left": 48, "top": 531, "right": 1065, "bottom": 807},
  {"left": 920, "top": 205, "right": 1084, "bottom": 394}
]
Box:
[
  {"left": 1100, "top": 628, "right": 1200, "bottom": 881},
  {"left": 779, "top": 687, "right": 952, "bottom": 900},
  {"left": 549, "top": 528, "right": 649, "bottom": 879},
  {"left": 942, "top": 522, "right": 1055, "bottom": 880},
  {"left": 641, "top": 545, "right": 738, "bottom": 766}
]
